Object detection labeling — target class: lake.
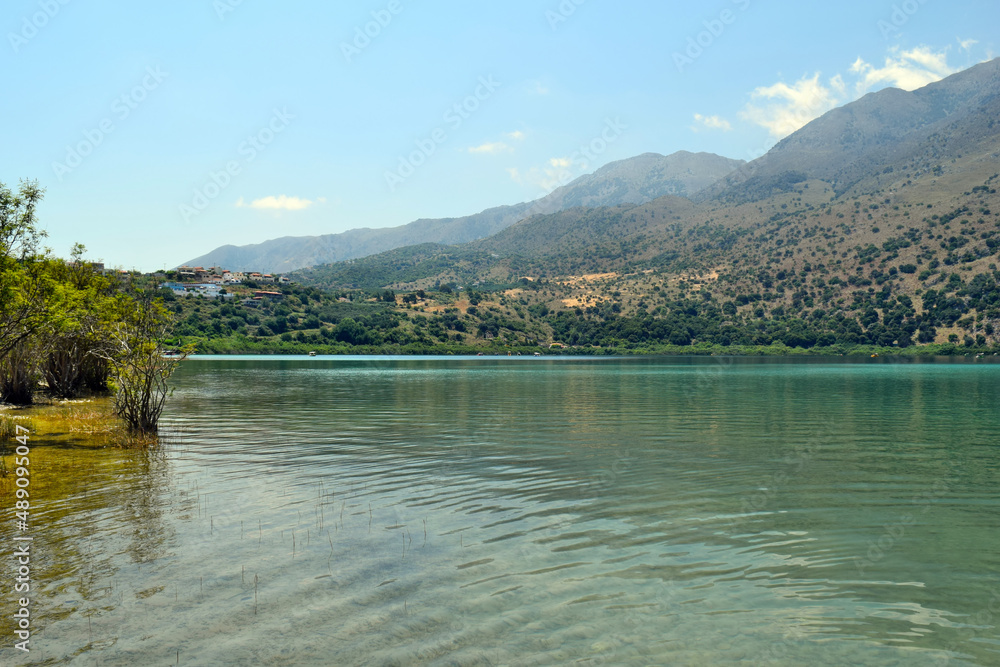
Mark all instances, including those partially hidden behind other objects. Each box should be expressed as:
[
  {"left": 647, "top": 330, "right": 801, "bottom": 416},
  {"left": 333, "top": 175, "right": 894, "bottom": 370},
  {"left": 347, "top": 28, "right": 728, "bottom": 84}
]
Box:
[{"left": 2, "top": 355, "right": 999, "bottom": 665}]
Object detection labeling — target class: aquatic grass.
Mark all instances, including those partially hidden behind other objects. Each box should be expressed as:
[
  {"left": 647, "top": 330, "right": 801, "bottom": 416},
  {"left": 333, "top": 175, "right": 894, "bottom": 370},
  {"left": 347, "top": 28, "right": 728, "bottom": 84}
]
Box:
[
  {"left": 1, "top": 399, "right": 165, "bottom": 451},
  {"left": 0, "top": 413, "right": 37, "bottom": 441},
  {"left": 0, "top": 414, "right": 38, "bottom": 488},
  {"left": 106, "top": 427, "right": 159, "bottom": 450},
  {"left": 0, "top": 414, "right": 15, "bottom": 440},
  {"left": 34, "top": 403, "right": 159, "bottom": 450}
]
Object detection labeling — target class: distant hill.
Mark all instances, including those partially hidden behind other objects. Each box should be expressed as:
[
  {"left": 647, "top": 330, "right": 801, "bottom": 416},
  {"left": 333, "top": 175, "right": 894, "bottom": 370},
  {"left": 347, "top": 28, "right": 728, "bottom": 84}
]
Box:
[
  {"left": 539, "top": 151, "right": 743, "bottom": 208},
  {"left": 294, "top": 59, "right": 1000, "bottom": 299},
  {"left": 177, "top": 60, "right": 1000, "bottom": 354},
  {"left": 697, "top": 58, "right": 1000, "bottom": 204},
  {"left": 179, "top": 151, "right": 743, "bottom": 273}
]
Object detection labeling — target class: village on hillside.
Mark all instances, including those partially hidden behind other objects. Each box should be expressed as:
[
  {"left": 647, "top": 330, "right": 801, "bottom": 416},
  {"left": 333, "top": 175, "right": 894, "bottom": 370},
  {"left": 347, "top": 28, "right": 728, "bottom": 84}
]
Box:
[{"left": 160, "top": 265, "right": 294, "bottom": 308}]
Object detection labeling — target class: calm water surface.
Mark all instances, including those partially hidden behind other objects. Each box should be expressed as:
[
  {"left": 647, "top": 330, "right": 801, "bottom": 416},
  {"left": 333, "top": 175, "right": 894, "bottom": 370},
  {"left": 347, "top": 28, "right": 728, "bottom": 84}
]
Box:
[{"left": 2, "top": 356, "right": 999, "bottom": 666}]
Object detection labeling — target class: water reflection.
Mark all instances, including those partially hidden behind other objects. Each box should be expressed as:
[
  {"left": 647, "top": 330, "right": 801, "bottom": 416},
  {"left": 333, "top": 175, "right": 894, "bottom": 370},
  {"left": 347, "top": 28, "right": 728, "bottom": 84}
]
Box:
[{"left": 1, "top": 356, "right": 998, "bottom": 665}]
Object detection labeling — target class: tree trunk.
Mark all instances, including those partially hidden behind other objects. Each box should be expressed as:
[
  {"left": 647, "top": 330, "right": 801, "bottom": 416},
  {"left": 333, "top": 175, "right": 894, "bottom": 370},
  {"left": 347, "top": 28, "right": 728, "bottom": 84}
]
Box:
[{"left": 0, "top": 343, "right": 37, "bottom": 405}]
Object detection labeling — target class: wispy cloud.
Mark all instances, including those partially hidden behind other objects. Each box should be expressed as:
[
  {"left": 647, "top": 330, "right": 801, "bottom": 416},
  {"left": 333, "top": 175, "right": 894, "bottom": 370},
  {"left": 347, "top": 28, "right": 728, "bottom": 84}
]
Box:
[
  {"left": 691, "top": 113, "right": 733, "bottom": 132},
  {"left": 469, "top": 141, "right": 513, "bottom": 155},
  {"left": 508, "top": 157, "right": 574, "bottom": 192},
  {"left": 740, "top": 46, "right": 962, "bottom": 140},
  {"left": 469, "top": 131, "right": 525, "bottom": 155},
  {"left": 236, "top": 195, "right": 316, "bottom": 211},
  {"left": 959, "top": 38, "right": 979, "bottom": 52}
]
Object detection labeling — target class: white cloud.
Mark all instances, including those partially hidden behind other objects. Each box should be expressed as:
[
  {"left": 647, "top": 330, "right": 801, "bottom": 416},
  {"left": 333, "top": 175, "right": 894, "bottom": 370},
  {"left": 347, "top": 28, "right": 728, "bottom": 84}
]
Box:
[
  {"left": 740, "top": 73, "right": 843, "bottom": 139},
  {"left": 470, "top": 132, "right": 525, "bottom": 155},
  {"left": 236, "top": 195, "right": 315, "bottom": 211},
  {"left": 691, "top": 113, "right": 733, "bottom": 132},
  {"left": 850, "top": 46, "right": 957, "bottom": 94},
  {"left": 959, "top": 38, "right": 978, "bottom": 52},
  {"left": 739, "top": 46, "right": 963, "bottom": 140},
  {"left": 468, "top": 141, "right": 513, "bottom": 155}
]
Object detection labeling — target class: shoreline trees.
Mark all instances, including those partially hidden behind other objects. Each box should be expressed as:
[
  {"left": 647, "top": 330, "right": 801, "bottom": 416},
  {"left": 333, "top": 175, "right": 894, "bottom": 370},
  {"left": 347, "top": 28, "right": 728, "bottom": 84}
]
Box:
[{"left": 0, "top": 180, "right": 185, "bottom": 437}]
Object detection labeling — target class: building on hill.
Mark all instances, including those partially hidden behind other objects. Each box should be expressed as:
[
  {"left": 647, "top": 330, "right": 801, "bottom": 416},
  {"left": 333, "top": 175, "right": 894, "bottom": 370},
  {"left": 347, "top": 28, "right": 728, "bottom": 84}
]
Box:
[
  {"left": 160, "top": 282, "right": 234, "bottom": 300},
  {"left": 160, "top": 282, "right": 188, "bottom": 296}
]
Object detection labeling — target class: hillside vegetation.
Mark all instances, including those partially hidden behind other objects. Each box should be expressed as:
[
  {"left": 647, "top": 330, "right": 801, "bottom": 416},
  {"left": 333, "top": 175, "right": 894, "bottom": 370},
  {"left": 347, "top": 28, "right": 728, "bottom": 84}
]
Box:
[{"left": 171, "top": 59, "right": 1000, "bottom": 356}]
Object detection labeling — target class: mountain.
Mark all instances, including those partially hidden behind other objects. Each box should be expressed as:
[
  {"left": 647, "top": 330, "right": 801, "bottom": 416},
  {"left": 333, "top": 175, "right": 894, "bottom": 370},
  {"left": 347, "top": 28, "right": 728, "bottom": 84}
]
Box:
[
  {"left": 698, "top": 57, "right": 1000, "bottom": 203},
  {"left": 179, "top": 151, "right": 744, "bottom": 273},
  {"left": 537, "top": 151, "right": 744, "bottom": 208},
  {"left": 178, "top": 61, "right": 1000, "bottom": 353},
  {"left": 295, "top": 59, "right": 1000, "bottom": 308}
]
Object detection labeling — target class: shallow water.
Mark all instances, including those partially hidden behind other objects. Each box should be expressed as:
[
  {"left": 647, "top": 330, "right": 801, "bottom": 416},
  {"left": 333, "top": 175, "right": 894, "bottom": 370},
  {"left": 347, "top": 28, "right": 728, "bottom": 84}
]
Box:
[{"left": 2, "top": 355, "right": 1000, "bottom": 665}]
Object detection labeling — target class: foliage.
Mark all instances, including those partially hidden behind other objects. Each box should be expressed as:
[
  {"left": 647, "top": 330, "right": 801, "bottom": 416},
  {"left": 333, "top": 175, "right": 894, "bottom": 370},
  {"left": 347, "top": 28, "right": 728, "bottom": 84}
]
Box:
[
  {"left": 91, "top": 291, "right": 193, "bottom": 434},
  {"left": 0, "top": 180, "right": 48, "bottom": 359},
  {"left": 0, "top": 181, "right": 187, "bottom": 440}
]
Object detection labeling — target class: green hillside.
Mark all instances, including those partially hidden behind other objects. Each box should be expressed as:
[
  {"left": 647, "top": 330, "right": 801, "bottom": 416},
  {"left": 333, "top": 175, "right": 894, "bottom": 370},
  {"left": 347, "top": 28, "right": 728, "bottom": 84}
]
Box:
[{"left": 168, "top": 60, "right": 1000, "bottom": 356}]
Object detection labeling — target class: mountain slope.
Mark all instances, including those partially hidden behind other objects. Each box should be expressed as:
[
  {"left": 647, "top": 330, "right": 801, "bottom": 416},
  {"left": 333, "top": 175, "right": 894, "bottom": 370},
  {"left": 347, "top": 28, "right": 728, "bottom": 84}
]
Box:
[
  {"left": 179, "top": 60, "right": 1000, "bottom": 353},
  {"left": 295, "top": 60, "right": 1000, "bottom": 303},
  {"left": 180, "top": 151, "right": 743, "bottom": 273},
  {"left": 699, "top": 57, "right": 1000, "bottom": 203},
  {"left": 540, "top": 151, "right": 743, "bottom": 209}
]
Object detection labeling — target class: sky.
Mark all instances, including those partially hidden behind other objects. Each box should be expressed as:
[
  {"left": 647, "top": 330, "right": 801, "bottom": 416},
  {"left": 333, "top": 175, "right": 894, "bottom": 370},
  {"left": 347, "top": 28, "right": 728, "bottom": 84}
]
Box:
[{"left": 2, "top": 1, "right": 997, "bottom": 272}]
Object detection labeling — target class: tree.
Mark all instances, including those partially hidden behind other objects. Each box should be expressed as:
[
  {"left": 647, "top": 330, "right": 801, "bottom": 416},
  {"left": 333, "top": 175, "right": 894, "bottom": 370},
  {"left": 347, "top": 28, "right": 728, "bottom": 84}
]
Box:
[
  {"left": 0, "top": 180, "right": 48, "bottom": 358},
  {"left": 0, "top": 339, "right": 41, "bottom": 405},
  {"left": 92, "top": 290, "right": 192, "bottom": 434},
  {"left": 34, "top": 247, "right": 115, "bottom": 398}
]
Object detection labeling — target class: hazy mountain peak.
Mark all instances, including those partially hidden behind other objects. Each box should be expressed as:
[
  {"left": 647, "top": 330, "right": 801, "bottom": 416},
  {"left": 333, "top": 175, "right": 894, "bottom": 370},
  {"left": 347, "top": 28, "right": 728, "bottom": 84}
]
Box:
[{"left": 181, "top": 151, "right": 743, "bottom": 273}]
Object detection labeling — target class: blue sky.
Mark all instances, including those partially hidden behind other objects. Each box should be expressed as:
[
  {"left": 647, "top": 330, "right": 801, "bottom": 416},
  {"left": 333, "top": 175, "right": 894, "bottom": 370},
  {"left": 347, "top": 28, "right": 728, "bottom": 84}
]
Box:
[{"left": 2, "top": 0, "right": 996, "bottom": 271}]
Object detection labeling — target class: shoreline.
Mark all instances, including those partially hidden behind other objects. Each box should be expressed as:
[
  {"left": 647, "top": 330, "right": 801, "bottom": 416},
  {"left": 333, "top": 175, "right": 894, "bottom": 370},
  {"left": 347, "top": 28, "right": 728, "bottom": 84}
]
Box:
[{"left": 179, "top": 341, "right": 1000, "bottom": 359}]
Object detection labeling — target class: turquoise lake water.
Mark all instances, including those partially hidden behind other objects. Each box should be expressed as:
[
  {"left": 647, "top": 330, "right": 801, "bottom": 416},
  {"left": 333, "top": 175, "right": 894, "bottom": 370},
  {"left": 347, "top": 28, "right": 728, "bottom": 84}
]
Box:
[{"left": 2, "top": 355, "right": 999, "bottom": 665}]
